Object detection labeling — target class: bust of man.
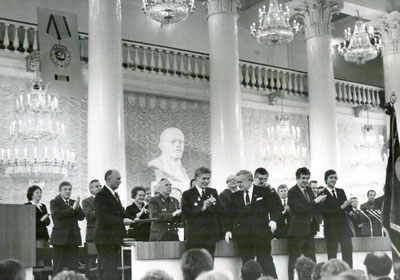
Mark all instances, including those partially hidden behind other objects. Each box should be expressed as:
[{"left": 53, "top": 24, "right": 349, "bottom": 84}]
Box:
[{"left": 148, "top": 127, "right": 190, "bottom": 190}]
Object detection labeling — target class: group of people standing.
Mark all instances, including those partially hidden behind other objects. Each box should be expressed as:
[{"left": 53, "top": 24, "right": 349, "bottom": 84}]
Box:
[{"left": 27, "top": 166, "right": 369, "bottom": 280}]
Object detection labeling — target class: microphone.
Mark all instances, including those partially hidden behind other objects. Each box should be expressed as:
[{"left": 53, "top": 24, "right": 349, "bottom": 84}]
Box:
[{"left": 360, "top": 210, "right": 373, "bottom": 237}]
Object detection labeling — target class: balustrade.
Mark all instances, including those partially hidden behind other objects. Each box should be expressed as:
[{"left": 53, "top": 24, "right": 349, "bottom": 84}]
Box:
[{"left": 0, "top": 18, "right": 385, "bottom": 105}]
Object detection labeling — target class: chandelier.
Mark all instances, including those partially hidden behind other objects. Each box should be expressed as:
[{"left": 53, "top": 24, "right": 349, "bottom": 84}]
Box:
[
  {"left": 264, "top": 94, "right": 307, "bottom": 162},
  {"left": 250, "top": 0, "right": 300, "bottom": 46},
  {"left": 0, "top": 54, "right": 74, "bottom": 184},
  {"left": 142, "top": 0, "right": 195, "bottom": 26},
  {"left": 337, "top": 18, "right": 381, "bottom": 65}
]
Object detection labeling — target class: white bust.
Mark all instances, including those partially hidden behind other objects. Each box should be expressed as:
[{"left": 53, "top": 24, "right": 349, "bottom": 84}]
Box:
[{"left": 148, "top": 127, "right": 190, "bottom": 190}]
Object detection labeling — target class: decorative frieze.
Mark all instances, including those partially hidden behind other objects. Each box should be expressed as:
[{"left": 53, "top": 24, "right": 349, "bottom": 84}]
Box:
[{"left": 380, "top": 11, "right": 400, "bottom": 56}]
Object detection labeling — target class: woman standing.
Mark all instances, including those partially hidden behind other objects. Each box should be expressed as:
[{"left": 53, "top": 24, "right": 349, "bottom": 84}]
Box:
[{"left": 126, "top": 186, "right": 151, "bottom": 241}]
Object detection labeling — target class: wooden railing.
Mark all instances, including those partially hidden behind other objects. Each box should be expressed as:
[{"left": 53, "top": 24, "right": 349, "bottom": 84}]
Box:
[{"left": 0, "top": 19, "right": 384, "bottom": 105}]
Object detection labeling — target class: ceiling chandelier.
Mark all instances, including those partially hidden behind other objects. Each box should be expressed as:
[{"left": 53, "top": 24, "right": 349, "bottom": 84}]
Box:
[
  {"left": 351, "top": 109, "right": 386, "bottom": 167},
  {"left": 337, "top": 17, "right": 381, "bottom": 65},
  {"left": 0, "top": 52, "right": 74, "bottom": 185},
  {"left": 142, "top": 0, "right": 195, "bottom": 26},
  {"left": 250, "top": 0, "right": 301, "bottom": 46},
  {"left": 264, "top": 94, "right": 307, "bottom": 162}
]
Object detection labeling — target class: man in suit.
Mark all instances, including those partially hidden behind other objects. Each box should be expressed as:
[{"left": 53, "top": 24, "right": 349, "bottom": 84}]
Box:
[
  {"left": 253, "top": 168, "right": 281, "bottom": 208},
  {"left": 319, "top": 169, "right": 353, "bottom": 267},
  {"left": 82, "top": 179, "right": 102, "bottom": 243},
  {"left": 149, "top": 178, "right": 181, "bottom": 241},
  {"left": 287, "top": 167, "right": 327, "bottom": 280},
  {"left": 274, "top": 184, "right": 290, "bottom": 239},
  {"left": 348, "top": 197, "right": 363, "bottom": 237},
  {"left": 182, "top": 167, "right": 222, "bottom": 257},
  {"left": 50, "top": 181, "right": 85, "bottom": 276},
  {"left": 224, "top": 170, "right": 279, "bottom": 278},
  {"left": 94, "top": 170, "right": 134, "bottom": 280},
  {"left": 360, "top": 190, "right": 382, "bottom": 237}
]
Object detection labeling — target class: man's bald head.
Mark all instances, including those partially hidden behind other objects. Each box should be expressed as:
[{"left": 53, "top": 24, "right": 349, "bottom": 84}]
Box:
[{"left": 159, "top": 127, "right": 185, "bottom": 159}]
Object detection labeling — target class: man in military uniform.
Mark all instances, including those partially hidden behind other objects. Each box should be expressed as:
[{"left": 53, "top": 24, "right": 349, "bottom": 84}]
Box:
[{"left": 149, "top": 178, "right": 182, "bottom": 241}]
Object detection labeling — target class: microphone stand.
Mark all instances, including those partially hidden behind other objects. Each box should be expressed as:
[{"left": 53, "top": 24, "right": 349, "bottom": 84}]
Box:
[{"left": 360, "top": 210, "right": 373, "bottom": 237}]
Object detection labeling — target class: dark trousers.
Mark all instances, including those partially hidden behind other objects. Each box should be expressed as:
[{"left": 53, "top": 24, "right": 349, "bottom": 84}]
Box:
[
  {"left": 52, "top": 245, "right": 79, "bottom": 276},
  {"left": 326, "top": 234, "right": 353, "bottom": 267},
  {"left": 186, "top": 241, "right": 216, "bottom": 259},
  {"left": 288, "top": 235, "right": 316, "bottom": 280},
  {"left": 96, "top": 244, "right": 121, "bottom": 280},
  {"left": 238, "top": 239, "right": 277, "bottom": 278}
]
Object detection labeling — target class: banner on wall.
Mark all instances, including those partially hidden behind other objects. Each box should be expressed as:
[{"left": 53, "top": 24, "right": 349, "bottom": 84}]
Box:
[{"left": 37, "top": 8, "right": 83, "bottom": 98}]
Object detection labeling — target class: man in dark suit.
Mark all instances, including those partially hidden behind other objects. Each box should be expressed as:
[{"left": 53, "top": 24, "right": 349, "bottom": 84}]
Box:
[
  {"left": 182, "top": 167, "right": 222, "bottom": 258},
  {"left": 94, "top": 170, "right": 134, "bottom": 280},
  {"left": 348, "top": 197, "right": 363, "bottom": 237},
  {"left": 50, "top": 181, "right": 85, "bottom": 276},
  {"left": 319, "top": 169, "right": 353, "bottom": 267},
  {"left": 224, "top": 170, "right": 279, "bottom": 278},
  {"left": 82, "top": 179, "right": 102, "bottom": 243},
  {"left": 287, "top": 167, "right": 327, "bottom": 280},
  {"left": 274, "top": 184, "right": 290, "bottom": 239},
  {"left": 149, "top": 178, "right": 181, "bottom": 241},
  {"left": 253, "top": 168, "right": 281, "bottom": 208}
]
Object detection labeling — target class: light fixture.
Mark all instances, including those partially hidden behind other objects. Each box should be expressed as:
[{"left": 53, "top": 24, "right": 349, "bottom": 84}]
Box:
[
  {"left": 250, "top": 0, "right": 301, "bottom": 46},
  {"left": 142, "top": 0, "right": 195, "bottom": 26},
  {"left": 337, "top": 14, "right": 381, "bottom": 65},
  {"left": 0, "top": 52, "right": 74, "bottom": 185},
  {"left": 264, "top": 92, "right": 307, "bottom": 161}
]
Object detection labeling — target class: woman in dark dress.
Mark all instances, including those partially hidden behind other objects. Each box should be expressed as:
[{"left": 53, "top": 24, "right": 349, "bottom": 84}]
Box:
[
  {"left": 25, "top": 185, "right": 51, "bottom": 266},
  {"left": 126, "top": 186, "right": 151, "bottom": 241}
]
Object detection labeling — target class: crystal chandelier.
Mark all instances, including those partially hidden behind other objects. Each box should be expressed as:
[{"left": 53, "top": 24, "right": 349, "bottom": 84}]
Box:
[
  {"left": 0, "top": 54, "right": 74, "bottom": 184},
  {"left": 264, "top": 95, "right": 307, "bottom": 162},
  {"left": 250, "top": 0, "right": 300, "bottom": 46},
  {"left": 142, "top": 0, "right": 195, "bottom": 26},
  {"left": 337, "top": 18, "right": 381, "bottom": 65}
]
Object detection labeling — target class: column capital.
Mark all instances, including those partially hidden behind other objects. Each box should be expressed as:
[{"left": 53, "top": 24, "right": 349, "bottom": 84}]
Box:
[
  {"left": 300, "top": 0, "right": 343, "bottom": 39},
  {"left": 207, "top": 0, "right": 238, "bottom": 18},
  {"left": 380, "top": 11, "right": 400, "bottom": 56}
]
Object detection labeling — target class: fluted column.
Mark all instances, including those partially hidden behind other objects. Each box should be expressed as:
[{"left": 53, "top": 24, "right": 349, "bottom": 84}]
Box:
[
  {"left": 88, "top": 0, "right": 127, "bottom": 204},
  {"left": 381, "top": 11, "right": 400, "bottom": 129},
  {"left": 302, "top": 0, "right": 342, "bottom": 182},
  {"left": 207, "top": 0, "right": 244, "bottom": 191}
]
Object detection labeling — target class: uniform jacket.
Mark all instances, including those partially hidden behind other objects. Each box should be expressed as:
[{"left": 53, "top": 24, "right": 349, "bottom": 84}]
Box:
[
  {"left": 50, "top": 195, "right": 85, "bottom": 246},
  {"left": 319, "top": 187, "right": 353, "bottom": 237},
  {"left": 287, "top": 185, "right": 319, "bottom": 237},
  {"left": 224, "top": 185, "right": 279, "bottom": 246},
  {"left": 81, "top": 196, "right": 96, "bottom": 242},
  {"left": 360, "top": 201, "right": 382, "bottom": 237},
  {"left": 182, "top": 187, "right": 222, "bottom": 245},
  {"left": 25, "top": 202, "right": 50, "bottom": 241},
  {"left": 148, "top": 194, "right": 181, "bottom": 241},
  {"left": 94, "top": 187, "right": 128, "bottom": 245}
]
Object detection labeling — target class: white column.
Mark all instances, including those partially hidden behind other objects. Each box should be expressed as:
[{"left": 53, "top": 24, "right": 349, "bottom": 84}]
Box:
[
  {"left": 381, "top": 11, "right": 400, "bottom": 129},
  {"left": 88, "top": 0, "right": 127, "bottom": 204},
  {"left": 303, "top": 0, "right": 342, "bottom": 182},
  {"left": 207, "top": 0, "right": 244, "bottom": 191}
]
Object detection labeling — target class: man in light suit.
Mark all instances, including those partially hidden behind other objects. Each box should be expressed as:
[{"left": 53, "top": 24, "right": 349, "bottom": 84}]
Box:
[
  {"left": 94, "top": 170, "right": 134, "bottom": 280},
  {"left": 224, "top": 170, "right": 279, "bottom": 278},
  {"left": 319, "top": 169, "right": 353, "bottom": 267},
  {"left": 82, "top": 179, "right": 102, "bottom": 243},
  {"left": 287, "top": 167, "right": 327, "bottom": 280},
  {"left": 182, "top": 167, "right": 222, "bottom": 258},
  {"left": 149, "top": 178, "right": 182, "bottom": 241},
  {"left": 50, "top": 181, "right": 85, "bottom": 276}
]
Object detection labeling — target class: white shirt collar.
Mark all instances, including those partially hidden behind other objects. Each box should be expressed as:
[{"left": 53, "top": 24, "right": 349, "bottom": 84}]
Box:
[
  {"left": 195, "top": 186, "right": 205, "bottom": 197},
  {"left": 104, "top": 185, "right": 115, "bottom": 196},
  {"left": 243, "top": 185, "right": 254, "bottom": 203},
  {"left": 327, "top": 186, "right": 336, "bottom": 194}
]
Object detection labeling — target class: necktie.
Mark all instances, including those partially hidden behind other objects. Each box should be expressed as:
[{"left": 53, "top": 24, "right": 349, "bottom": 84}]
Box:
[
  {"left": 201, "top": 189, "right": 205, "bottom": 198},
  {"left": 245, "top": 191, "right": 250, "bottom": 205},
  {"left": 114, "top": 192, "right": 121, "bottom": 203},
  {"left": 65, "top": 199, "right": 69, "bottom": 206},
  {"left": 302, "top": 190, "right": 310, "bottom": 202},
  {"left": 332, "top": 189, "right": 337, "bottom": 199},
  {"left": 283, "top": 199, "right": 287, "bottom": 206}
]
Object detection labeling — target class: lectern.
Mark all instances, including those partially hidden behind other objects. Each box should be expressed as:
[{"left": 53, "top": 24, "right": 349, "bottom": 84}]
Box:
[{"left": 0, "top": 204, "right": 36, "bottom": 267}]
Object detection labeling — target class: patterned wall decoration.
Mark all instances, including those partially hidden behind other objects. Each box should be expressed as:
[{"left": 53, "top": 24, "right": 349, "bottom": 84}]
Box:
[
  {"left": 337, "top": 118, "right": 387, "bottom": 201},
  {"left": 242, "top": 107, "right": 310, "bottom": 188},
  {"left": 124, "top": 93, "right": 211, "bottom": 196},
  {"left": 0, "top": 76, "right": 88, "bottom": 206}
]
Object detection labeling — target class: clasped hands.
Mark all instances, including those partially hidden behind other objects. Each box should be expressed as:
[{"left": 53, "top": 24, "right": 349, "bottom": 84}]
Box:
[
  {"left": 202, "top": 195, "right": 216, "bottom": 211},
  {"left": 224, "top": 221, "right": 277, "bottom": 243}
]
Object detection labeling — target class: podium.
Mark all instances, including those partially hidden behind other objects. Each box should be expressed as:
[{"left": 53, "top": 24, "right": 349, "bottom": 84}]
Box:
[{"left": 0, "top": 204, "right": 36, "bottom": 267}]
